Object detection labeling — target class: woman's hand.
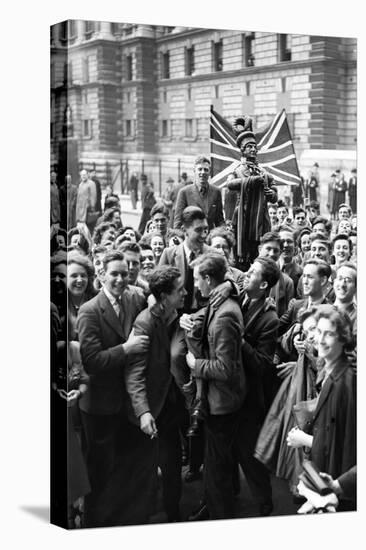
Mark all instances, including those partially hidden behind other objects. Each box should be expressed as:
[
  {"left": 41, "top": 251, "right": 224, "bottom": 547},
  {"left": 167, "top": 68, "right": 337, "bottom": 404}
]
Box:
[
  {"left": 179, "top": 314, "right": 195, "bottom": 332},
  {"left": 287, "top": 427, "right": 313, "bottom": 448}
]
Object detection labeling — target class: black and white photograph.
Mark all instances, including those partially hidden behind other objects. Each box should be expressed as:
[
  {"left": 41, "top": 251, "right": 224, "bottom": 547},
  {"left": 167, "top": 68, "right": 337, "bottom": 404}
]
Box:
[{"left": 3, "top": 1, "right": 365, "bottom": 548}]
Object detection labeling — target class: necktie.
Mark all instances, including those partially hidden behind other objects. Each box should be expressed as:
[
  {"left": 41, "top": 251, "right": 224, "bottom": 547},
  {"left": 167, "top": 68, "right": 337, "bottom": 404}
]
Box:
[
  {"left": 184, "top": 251, "right": 196, "bottom": 312},
  {"left": 200, "top": 186, "right": 207, "bottom": 197}
]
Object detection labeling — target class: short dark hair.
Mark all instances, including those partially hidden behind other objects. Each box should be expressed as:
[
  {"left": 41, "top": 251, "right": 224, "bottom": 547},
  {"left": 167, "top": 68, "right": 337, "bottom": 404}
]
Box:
[
  {"left": 207, "top": 226, "right": 235, "bottom": 250},
  {"left": 182, "top": 206, "right": 206, "bottom": 228},
  {"left": 277, "top": 199, "right": 288, "bottom": 212},
  {"left": 103, "top": 207, "right": 120, "bottom": 223},
  {"left": 260, "top": 231, "right": 282, "bottom": 250},
  {"left": 307, "top": 200, "right": 320, "bottom": 211},
  {"left": 254, "top": 257, "right": 280, "bottom": 290},
  {"left": 311, "top": 216, "right": 332, "bottom": 232},
  {"left": 303, "top": 259, "right": 331, "bottom": 279},
  {"left": 309, "top": 233, "right": 331, "bottom": 251},
  {"left": 332, "top": 233, "right": 353, "bottom": 255},
  {"left": 104, "top": 196, "right": 120, "bottom": 211},
  {"left": 103, "top": 250, "right": 125, "bottom": 272},
  {"left": 150, "top": 202, "right": 170, "bottom": 219},
  {"left": 194, "top": 155, "right": 211, "bottom": 167},
  {"left": 293, "top": 206, "right": 306, "bottom": 217},
  {"left": 148, "top": 265, "right": 181, "bottom": 300},
  {"left": 194, "top": 252, "right": 227, "bottom": 285},
  {"left": 118, "top": 241, "right": 141, "bottom": 256},
  {"left": 92, "top": 244, "right": 108, "bottom": 257}
]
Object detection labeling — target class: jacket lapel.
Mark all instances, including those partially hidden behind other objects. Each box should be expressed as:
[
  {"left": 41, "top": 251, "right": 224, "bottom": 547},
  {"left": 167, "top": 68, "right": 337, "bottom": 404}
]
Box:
[
  {"left": 312, "top": 363, "right": 348, "bottom": 422},
  {"left": 99, "top": 290, "right": 124, "bottom": 339},
  {"left": 191, "top": 184, "right": 206, "bottom": 213},
  {"left": 244, "top": 298, "right": 266, "bottom": 333}
]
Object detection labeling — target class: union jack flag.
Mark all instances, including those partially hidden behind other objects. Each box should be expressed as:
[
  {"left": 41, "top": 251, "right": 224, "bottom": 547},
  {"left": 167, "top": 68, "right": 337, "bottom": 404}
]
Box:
[{"left": 210, "top": 106, "right": 301, "bottom": 188}]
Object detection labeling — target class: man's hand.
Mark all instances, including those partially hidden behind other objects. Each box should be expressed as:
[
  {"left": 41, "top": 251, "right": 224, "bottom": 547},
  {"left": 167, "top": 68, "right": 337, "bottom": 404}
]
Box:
[
  {"left": 210, "top": 280, "right": 231, "bottom": 308},
  {"left": 186, "top": 351, "right": 196, "bottom": 370},
  {"left": 276, "top": 361, "right": 296, "bottom": 380},
  {"left": 139, "top": 412, "right": 158, "bottom": 438},
  {"left": 319, "top": 473, "right": 342, "bottom": 495},
  {"left": 123, "top": 329, "right": 150, "bottom": 356},
  {"left": 66, "top": 389, "right": 81, "bottom": 407},
  {"left": 264, "top": 188, "right": 275, "bottom": 199},
  {"left": 179, "top": 313, "right": 195, "bottom": 332}
]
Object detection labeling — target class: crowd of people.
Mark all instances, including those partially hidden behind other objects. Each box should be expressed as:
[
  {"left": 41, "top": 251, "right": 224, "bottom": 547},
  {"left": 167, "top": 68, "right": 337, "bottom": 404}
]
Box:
[{"left": 50, "top": 135, "right": 357, "bottom": 528}]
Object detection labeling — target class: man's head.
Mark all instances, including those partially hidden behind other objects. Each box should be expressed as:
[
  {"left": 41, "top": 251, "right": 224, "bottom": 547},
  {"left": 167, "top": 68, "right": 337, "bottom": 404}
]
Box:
[
  {"left": 302, "top": 259, "right": 331, "bottom": 299},
  {"left": 311, "top": 216, "right": 332, "bottom": 238},
  {"left": 182, "top": 206, "right": 208, "bottom": 251},
  {"left": 309, "top": 234, "right": 331, "bottom": 262},
  {"left": 148, "top": 265, "right": 186, "bottom": 310},
  {"left": 268, "top": 204, "right": 278, "bottom": 226},
  {"left": 258, "top": 231, "right": 282, "bottom": 262},
  {"left": 51, "top": 251, "right": 67, "bottom": 304},
  {"left": 150, "top": 232, "right": 165, "bottom": 260},
  {"left": 80, "top": 169, "right": 88, "bottom": 182},
  {"left": 332, "top": 234, "right": 352, "bottom": 265},
  {"left": 102, "top": 250, "right": 129, "bottom": 298},
  {"left": 338, "top": 204, "right": 351, "bottom": 220},
  {"left": 92, "top": 244, "right": 108, "bottom": 282},
  {"left": 244, "top": 257, "right": 280, "bottom": 299},
  {"left": 333, "top": 262, "right": 357, "bottom": 304},
  {"left": 293, "top": 207, "right": 307, "bottom": 228},
  {"left": 279, "top": 227, "right": 295, "bottom": 262},
  {"left": 193, "top": 156, "right": 211, "bottom": 188},
  {"left": 50, "top": 171, "right": 57, "bottom": 184},
  {"left": 276, "top": 200, "right": 289, "bottom": 224},
  {"left": 193, "top": 252, "right": 228, "bottom": 298},
  {"left": 139, "top": 245, "right": 155, "bottom": 279},
  {"left": 306, "top": 201, "right": 320, "bottom": 221},
  {"left": 150, "top": 203, "right": 170, "bottom": 236},
  {"left": 207, "top": 227, "right": 235, "bottom": 260},
  {"left": 117, "top": 241, "right": 141, "bottom": 285}
]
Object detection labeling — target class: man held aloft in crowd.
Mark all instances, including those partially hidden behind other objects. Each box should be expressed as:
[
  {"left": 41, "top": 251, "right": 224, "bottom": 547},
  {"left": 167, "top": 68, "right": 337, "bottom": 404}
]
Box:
[
  {"left": 174, "top": 156, "right": 225, "bottom": 231},
  {"left": 77, "top": 250, "right": 148, "bottom": 527},
  {"left": 226, "top": 116, "right": 277, "bottom": 269},
  {"left": 185, "top": 253, "right": 246, "bottom": 520}
]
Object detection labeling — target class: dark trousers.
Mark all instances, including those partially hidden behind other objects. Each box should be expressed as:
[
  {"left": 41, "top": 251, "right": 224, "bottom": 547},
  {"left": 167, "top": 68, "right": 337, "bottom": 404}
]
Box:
[
  {"left": 157, "top": 403, "right": 183, "bottom": 521},
  {"left": 234, "top": 410, "right": 272, "bottom": 508},
  {"left": 204, "top": 410, "right": 239, "bottom": 520},
  {"left": 80, "top": 411, "right": 120, "bottom": 527}
]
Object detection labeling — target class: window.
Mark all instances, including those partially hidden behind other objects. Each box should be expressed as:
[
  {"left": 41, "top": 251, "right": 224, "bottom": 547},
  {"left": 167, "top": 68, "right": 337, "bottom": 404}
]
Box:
[
  {"left": 82, "top": 89, "right": 89, "bottom": 104},
  {"left": 162, "top": 120, "right": 168, "bottom": 137},
  {"left": 279, "top": 34, "right": 291, "bottom": 62},
  {"left": 111, "top": 22, "right": 120, "bottom": 36},
  {"left": 125, "top": 120, "right": 132, "bottom": 137},
  {"left": 83, "top": 119, "right": 93, "bottom": 138},
  {"left": 185, "top": 119, "right": 193, "bottom": 137},
  {"left": 84, "top": 20, "right": 94, "bottom": 38},
  {"left": 213, "top": 40, "right": 223, "bottom": 71},
  {"left": 185, "top": 46, "right": 195, "bottom": 76},
  {"left": 162, "top": 90, "right": 167, "bottom": 103},
  {"left": 126, "top": 54, "right": 134, "bottom": 81},
  {"left": 68, "top": 20, "right": 76, "bottom": 43},
  {"left": 162, "top": 51, "right": 170, "bottom": 79},
  {"left": 243, "top": 33, "right": 255, "bottom": 67},
  {"left": 67, "top": 61, "right": 73, "bottom": 84},
  {"left": 83, "top": 57, "right": 90, "bottom": 83},
  {"left": 60, "top": 21, "right": 68, "bottom": 43}
]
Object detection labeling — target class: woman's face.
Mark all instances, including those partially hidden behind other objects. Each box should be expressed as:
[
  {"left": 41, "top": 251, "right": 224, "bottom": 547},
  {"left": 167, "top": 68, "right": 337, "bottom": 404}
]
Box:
[
  {"left": 300, "top": 234, "right": 311, "bottom": 253},
  {"left": 338, "top": 220, "right": 352, "bottom": 235},
  {"left": 302, "top": 315, "right": 317, "bottom": 345},
  {"left": 315, "top": 317, "right": 343, "bottom": 363},
  {"left": 67, "top": 262, "right": 88, "bottom": 297},
  {"left": 151, "top": 235, "right": 165, "bottom": 258}
]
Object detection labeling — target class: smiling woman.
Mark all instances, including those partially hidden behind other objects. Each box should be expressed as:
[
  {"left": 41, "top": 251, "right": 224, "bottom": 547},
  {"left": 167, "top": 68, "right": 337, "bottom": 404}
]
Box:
[{"left": 67, "top": 252, "right": 96, "bottom": 340}]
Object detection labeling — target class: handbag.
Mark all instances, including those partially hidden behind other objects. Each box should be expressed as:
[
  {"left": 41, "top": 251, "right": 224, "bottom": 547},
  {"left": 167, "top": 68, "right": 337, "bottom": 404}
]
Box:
[
  {"left": 86, "top": 208, "right": 99, "bottom": 226},
  {"left": 299, "top": 460, "right": 333, "bottom": 496},
  {"left": 292, "top": 397, "right": 317, "bottom": 432}
]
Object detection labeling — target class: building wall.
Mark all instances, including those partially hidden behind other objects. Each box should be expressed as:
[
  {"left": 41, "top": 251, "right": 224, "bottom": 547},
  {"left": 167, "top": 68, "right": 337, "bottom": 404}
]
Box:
[{"left": 50, "top": 21, "right": 357, "bottom": 187}]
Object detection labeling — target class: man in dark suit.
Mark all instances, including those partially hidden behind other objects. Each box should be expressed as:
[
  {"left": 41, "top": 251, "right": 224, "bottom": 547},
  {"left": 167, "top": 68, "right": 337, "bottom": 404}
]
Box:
[
  {"left": 186, "top": 253, "right": 246, "bottom": 520},
  {"left": 174, "top": 156, "right": 225, "bottom": 230},
  {"left": 77, "top": 250, "right": 148, "bottom": 527},
  {"left": 235, "top": 256, "right": 280, "bottom": 516},
  {"left": 125, "top": 265, "right": 187, "bottom": 522}
]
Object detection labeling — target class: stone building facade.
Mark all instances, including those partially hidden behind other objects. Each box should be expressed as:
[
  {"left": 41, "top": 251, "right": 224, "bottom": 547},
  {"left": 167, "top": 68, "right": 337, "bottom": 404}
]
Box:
[{"left": 50, "top": 21, "right": 357, "bottom": 192}]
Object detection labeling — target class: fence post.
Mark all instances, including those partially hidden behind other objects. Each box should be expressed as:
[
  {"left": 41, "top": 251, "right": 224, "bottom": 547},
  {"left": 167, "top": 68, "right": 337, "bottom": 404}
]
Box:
[
  {"left": 159, "top": 159, "right": 162, "bottom": 197},
  {"left": 120, "top": 159, "right": 123, "bottom": 194}
]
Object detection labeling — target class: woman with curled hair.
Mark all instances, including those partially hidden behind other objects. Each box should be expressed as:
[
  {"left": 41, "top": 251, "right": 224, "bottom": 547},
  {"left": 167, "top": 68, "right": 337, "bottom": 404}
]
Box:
[
  {"left": 102, "top": 207, "right": 122, "bottom": 230},
  {"left": 67, "top": 251, "right": 97, "bottom": 340},
  {"left": 287, "top": 305, "right": 356, "bottom": 508},
  {"left": 92, "top": 222, "right": 117, "bottom": 247},
  {"left": 68, "top": 227, "right": 92, "bottom": 256}
]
